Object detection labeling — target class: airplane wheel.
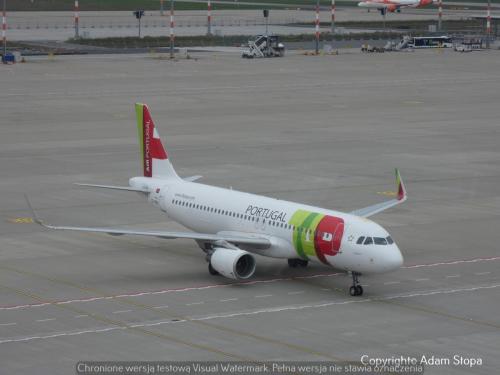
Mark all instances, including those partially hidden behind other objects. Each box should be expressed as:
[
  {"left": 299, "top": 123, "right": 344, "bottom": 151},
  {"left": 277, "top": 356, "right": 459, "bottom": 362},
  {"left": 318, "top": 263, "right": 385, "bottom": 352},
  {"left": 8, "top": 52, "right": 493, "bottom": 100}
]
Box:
[
  {"left": 208, "top": 263, "right": 219, "bottom": 276},
  {"left": 356, "top": 285, "right": 363, "bottom": 296},
  {"left": 298, "top": 260, "right": 308, "bottom": 268},
  {"left": 349, "top": 286, "right": 357, "bottom": 296}
]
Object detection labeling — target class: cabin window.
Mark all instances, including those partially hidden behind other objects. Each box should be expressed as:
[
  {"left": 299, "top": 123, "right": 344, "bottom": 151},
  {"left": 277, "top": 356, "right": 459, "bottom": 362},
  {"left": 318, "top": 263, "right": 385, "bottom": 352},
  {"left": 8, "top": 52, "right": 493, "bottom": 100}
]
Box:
[
  {"left": 364, "top": 237, "right": 373, "bottom": 245},
  {"left": 356, "top": 236, "right": 365, "bottom": 245},
  {"left": 387, "top": 236, "right": 394, "bottom": 244}
]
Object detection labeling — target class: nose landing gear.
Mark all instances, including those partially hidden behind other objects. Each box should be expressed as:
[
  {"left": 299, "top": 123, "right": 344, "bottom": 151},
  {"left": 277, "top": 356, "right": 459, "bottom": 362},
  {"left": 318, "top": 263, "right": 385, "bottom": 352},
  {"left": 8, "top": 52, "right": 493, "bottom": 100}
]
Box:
[{"left": 349, "top": 272, "right": 364, "bottom": 296}]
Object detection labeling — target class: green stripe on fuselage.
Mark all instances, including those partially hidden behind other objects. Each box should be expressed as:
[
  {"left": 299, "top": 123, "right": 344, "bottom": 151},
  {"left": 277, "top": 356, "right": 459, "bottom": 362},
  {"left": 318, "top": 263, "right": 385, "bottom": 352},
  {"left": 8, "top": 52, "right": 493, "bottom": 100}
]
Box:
[
  {"left": 301, "top": 213, "right": 324, "bottom": 257},
  {"left": 289, "top": 209, "right": 325, "bottom": 260}
]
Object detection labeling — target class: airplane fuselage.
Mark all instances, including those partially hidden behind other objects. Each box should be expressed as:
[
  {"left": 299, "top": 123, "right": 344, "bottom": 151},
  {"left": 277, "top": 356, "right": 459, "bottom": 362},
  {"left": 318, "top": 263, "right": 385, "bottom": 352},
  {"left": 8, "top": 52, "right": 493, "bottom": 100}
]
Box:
[{"left": 131, "top": 176, "right": 404, "bottom": 275}]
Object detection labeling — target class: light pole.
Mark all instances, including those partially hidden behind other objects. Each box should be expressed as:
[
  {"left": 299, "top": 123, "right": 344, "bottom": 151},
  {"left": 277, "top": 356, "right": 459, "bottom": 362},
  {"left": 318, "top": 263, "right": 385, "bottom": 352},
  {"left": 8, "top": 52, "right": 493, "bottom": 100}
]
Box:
[
  {"left": 133, "top": 10, "right": 144, "bottom": 38},
  {"left": 315, "top": 0, "right": 320, "bottom": 54},
  {"left": 331, "top": 0, "right": 335, "bottom": 34},
  {"left": 438, "top": 0, "right": 442, "bottom": 31},
  {"left": 207, "top": 0, "right": 211, "bottom": 35},
  {"left": 263, "top": 9, "right": 269, "bottom": 36},
  {"left": 74, "top": 0, "right": 79, "bottom": 38},
  {"left": 2, "top": 0, "right": 6, "bottom": 61},
  {"left": 486, "top": 0, "right": 491, "bottom": 48},
  {"left": 170, "top": 0, "right": 175, "bottom": 59}
]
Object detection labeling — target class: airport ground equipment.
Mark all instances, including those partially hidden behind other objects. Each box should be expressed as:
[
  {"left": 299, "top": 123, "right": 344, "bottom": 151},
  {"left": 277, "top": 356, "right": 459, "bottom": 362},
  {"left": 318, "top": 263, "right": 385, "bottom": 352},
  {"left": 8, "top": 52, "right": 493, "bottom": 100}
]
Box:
[
  {"left": 453, "top": 36, "right": 484, "bottom": 52},
  {"left": 242, "top": 35, "right": 285, "bottom": 58}
]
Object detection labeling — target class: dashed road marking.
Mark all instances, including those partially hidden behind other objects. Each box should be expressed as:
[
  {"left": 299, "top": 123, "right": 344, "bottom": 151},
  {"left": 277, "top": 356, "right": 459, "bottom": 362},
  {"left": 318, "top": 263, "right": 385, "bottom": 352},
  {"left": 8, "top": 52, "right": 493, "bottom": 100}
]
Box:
[
  {"left": 255, "top": 294, "right": 273, "bottom": 298},
  {"left": 1, "top": 256, "right": 498, "bottom": 312},
  {"left": 112, "top": 310, "right": 132, "bottom": 314},
  {"left": 287, "top": 291, "right": 304, "bottom": 295},
  {"left": 74, "top": 315, "right": 88, "bottom": 318},
  {"left": 384, "top": 281, "right": 400, "bottom": 285},
  {"left": 446, "top": 275, "right": 460, "bottom": 278},
  {"left": 2, "top": 283, "right": 500, "bottom": 345},
  {"left": 186, "top": 302, "right": 204, "bottom": 306},
  {"left": 0, "top": 323, "right": 17, "bottom": 326},
  {"left": 475, "top": 272, "right": 491, "bottom": 276},
  {"left": 321, "top": 288, "right": 332, "bottom": 291},
  {"left": 415, "top": 278, "right": 430, "bottom": 282},
  {"left": 36, "top": 318, "right": 55, "bottom": 322},
  {"left": 220, "top": 298, "right": 238, "bottom": 302},
  {"left": 153, "top": 305, "right": 169, "bottom": 309}
]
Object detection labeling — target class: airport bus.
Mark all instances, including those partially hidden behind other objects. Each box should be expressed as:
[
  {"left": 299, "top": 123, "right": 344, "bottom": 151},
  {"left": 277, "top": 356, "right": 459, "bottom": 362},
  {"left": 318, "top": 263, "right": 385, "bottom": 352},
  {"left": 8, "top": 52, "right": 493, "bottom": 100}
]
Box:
[{"left": 408, "top": 36, "right": 453, "bottom": 48}]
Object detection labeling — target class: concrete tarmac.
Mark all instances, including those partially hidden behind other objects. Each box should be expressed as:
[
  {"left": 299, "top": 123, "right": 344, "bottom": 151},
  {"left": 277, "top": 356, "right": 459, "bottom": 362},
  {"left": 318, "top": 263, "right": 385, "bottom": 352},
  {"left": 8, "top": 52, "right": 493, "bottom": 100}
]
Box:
[{"left": 0, "top": 49, "right": 499, "bottom": 374}]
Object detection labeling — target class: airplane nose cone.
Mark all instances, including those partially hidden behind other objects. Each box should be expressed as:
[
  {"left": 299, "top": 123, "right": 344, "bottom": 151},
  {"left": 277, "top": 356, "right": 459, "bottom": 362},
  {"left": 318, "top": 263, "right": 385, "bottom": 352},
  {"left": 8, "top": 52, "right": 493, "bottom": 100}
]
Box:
[{"left": 387, "top": 246, "right": 404, "bottom": 270}]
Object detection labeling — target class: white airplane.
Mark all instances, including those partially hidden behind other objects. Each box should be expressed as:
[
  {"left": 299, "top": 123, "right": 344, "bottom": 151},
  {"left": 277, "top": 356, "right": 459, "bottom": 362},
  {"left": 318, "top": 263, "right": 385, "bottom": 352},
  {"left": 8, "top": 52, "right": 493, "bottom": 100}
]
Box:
[
  {"left": 28, "top": 103, "right": 407, "bottom": 297},
  {"left": 358, "top": 0, "right": 433, "bottom": 15}
]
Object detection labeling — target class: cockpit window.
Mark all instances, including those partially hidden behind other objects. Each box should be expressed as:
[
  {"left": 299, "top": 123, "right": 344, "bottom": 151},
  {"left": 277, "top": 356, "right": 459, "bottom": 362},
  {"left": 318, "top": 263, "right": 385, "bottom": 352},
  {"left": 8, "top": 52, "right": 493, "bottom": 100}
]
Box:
[
  {"left": 363, "top": 237, "right": 373, "bottom": 245},
  {"left": 386, "top": 236, "right": 394, "bottom": 244},
  {"left": 356, "top": 236, "right": 365, "bottom": 245},
  {"left": 374, "top": 237, "right": 388, "bottom": 245}
]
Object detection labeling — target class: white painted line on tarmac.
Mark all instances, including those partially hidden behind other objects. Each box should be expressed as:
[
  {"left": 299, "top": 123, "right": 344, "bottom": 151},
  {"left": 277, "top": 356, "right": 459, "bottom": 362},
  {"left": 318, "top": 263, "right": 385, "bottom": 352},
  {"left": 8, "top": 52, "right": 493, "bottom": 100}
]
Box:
[
  {"left": 321, "top": 288, "right": 332, "bottom": 291},
  {"left": 384, "top": 281, "right": 400, "bottom": 285},
  {"left": 36, "top": 318, "right": 55, "bottom": 322},
  {"left": 255, "top": 294, "right": 273, "bottom": 298},
  {"left": 0, "top": 323, "right": 17, "bottom": 326},
  {"left": 219, "top": 298, "right": 238, "bottom": 302},
  {"left": 2, "top": 256, "right": 499, "bottom": 313},
  {"left": 2, "top": 283, "right": 500, "bottom": 345},
  {"left": 153, "top": 305, "right": 169, "bottom": 309},
  {"left": 446, "top": 275, "right": 460, "bottom": 278},
  {"left": 415, "top": 278, "right": 430, "bottom": 282},
  {"left": 186, "top": 302, "right": 204, "bottom": 306},
  {"left": 112, "top": 310, "right": 132, "bottom": 314},
  {"left": 74, "top": 315, "right": 88, "bottom": 318},
  {"left": 287, "top": 291, "right": 304, "bottom": 295},
  {"left": 475, "top": 272, "right": 491, "bottom": 276}
]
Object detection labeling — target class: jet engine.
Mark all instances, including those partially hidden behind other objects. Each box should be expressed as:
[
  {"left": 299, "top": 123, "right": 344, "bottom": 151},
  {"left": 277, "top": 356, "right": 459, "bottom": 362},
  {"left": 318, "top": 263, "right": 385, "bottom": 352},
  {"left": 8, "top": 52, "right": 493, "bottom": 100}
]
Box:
[{"left": 210, "top": 247, "right": 256, "bottom": 280}]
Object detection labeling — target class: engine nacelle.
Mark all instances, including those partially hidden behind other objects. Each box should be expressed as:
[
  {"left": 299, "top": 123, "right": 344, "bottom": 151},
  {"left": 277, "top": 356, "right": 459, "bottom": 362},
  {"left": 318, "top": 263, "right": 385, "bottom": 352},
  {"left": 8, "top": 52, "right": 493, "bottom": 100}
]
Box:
[{"left": 210, "top": 247, "right": 256, "bottom": 280}]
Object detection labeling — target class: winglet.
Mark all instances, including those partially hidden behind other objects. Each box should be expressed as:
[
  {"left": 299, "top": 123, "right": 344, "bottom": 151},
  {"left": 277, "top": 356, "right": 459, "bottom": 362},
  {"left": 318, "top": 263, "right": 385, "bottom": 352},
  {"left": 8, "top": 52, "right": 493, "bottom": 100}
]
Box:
[
  {"left": 24, "top": 194, "right": 44, "bottom": 227},
  {"left": 395, "top": 168, "right": 407, "bottom": 202}
]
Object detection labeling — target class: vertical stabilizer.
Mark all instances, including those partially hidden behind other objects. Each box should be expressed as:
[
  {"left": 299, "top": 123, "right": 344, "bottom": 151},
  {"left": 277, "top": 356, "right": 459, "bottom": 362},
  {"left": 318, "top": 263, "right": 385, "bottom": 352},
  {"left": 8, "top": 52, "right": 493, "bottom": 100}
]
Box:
[{"left": 135, "top": 103, "right": 179, "bottom": 179}]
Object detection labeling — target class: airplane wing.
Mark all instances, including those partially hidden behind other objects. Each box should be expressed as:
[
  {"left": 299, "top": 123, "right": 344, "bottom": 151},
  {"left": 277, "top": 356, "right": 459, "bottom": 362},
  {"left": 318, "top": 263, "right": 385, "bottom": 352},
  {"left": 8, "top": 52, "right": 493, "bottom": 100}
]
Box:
[
  {"left": 350, "top": 169, "right": 407, "bottom": 218},
  {"left": 25, "top": 195, "right": 270, "bottom": 249}
]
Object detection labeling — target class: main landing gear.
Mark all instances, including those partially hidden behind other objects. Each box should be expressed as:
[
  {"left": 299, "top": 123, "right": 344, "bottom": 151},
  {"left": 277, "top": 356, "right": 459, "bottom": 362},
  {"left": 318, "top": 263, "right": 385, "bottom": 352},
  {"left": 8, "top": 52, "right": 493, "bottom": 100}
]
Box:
[
  {"left": 349, "top": 272, "right": 363, "bottom": 296},
  {"left": 288, "top": 259, "right": 308, "bottom": 268}
]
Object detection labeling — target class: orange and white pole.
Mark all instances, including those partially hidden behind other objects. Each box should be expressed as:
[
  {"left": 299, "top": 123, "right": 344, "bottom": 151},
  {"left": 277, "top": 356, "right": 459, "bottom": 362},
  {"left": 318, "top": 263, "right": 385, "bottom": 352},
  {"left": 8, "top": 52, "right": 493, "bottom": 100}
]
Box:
[
  {"left": 486, "top": 0, "right": 491, "bottom": 48},
  {"left": 74, "top": 0, "right": 79, "bottom": 38},
  {"left": 331, "top": 0, "right": 335, "bottom": 33},
  {"left": 170, "top": 0, "right": 175, "bottom": 58},
  {"left": 438, "top": 0, "right": 442, "bottom": 31},
  {"left": 2, "top": 0, "right": 6, "bottom": 60},
  {"left": 207, "top": 0, "right": 212, "bottom": 35},
  {"left": 315, "top": 0, "right": 320, "bottom": 54}
]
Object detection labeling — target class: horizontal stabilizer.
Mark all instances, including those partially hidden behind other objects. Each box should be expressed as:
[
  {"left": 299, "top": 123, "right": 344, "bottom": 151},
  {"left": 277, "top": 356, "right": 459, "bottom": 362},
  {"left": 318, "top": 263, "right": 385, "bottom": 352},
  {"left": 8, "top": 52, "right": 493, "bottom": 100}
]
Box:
[
  {"left": 74, "top": 183, "right": 149, "bottom": 193},
  {"left": 184, "top": 175, "right": 202, "bottom": 182}
]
